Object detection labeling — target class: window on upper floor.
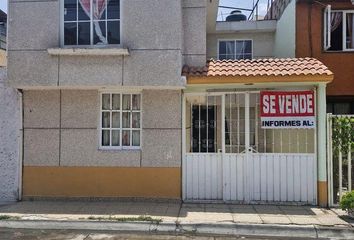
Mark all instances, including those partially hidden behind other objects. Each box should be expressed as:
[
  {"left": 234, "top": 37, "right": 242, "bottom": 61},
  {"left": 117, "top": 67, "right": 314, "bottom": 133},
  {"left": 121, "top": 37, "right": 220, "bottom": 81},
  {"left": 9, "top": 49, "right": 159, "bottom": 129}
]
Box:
[
  {"left": 100, "top": 93, "right": 141, "bottom": 150},
  {"left": 324, "top": 7, "right": 354, "bottom": 52},
  {"left": 63, "top": 0, "right": 120, "bottom": 46},
  {"left": 218, "top": 40, "right": 253, "bottom": 60}
]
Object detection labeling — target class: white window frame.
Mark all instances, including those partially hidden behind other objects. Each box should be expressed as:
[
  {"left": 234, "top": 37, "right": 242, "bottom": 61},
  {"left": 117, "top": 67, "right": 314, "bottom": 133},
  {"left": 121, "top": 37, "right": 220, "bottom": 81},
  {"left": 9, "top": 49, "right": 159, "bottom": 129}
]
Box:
[
  {"left": 324, "top": 9, "right": 354, "bottom": 52},
  {"left": 99, "top": 91, "right": 142, "bottom": 150},
  {"left": 324, "top": 5, "right": 331, "bottom": 50},
  {"left": 60, "top": 0, "right": 122, "bottom": 47},
  {"left": 217, "top": 39, "right": 253, "bottom": 60}
]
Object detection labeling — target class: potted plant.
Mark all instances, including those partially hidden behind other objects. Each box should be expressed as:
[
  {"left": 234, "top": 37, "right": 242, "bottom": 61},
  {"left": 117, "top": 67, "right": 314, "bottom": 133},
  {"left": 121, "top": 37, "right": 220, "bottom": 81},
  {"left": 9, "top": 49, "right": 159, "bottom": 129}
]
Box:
[{"left": 340, "top": 191, "right": 354, "bottom": 219}]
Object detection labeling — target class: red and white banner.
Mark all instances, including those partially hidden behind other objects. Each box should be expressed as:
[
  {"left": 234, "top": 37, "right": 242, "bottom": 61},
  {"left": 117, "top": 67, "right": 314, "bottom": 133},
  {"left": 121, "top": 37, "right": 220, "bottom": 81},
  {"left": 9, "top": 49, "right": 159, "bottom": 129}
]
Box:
[{"left": 260, "top": 91, "right": 316, "bottom": 129}]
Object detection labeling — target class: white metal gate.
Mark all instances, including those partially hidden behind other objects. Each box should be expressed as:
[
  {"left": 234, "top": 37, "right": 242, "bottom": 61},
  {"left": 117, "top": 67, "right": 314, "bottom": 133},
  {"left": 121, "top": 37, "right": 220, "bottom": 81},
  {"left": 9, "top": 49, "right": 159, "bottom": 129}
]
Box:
[{"left": 183, "top": 92, "right": 317, "bottom": 204}]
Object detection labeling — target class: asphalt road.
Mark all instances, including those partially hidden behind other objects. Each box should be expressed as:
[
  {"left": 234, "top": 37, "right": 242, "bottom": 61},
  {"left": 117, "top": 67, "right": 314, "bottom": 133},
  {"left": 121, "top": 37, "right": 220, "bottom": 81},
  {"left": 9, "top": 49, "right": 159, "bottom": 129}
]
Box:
[{"left": 0, "top": 228, "right": 327, "bottom": 240}]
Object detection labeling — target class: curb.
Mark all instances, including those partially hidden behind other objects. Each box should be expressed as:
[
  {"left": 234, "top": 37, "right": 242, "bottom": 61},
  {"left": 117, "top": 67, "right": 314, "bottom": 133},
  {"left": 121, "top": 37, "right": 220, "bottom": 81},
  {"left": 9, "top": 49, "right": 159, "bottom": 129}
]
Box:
[{"left": 0, "top": 220, "right": 354, "bottom": 239}]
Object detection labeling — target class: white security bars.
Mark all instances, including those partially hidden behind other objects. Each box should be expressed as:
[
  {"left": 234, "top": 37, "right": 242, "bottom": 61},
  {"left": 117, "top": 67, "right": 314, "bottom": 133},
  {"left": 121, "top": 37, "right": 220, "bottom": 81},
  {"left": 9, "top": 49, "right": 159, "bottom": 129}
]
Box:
[{"left": 327, "top": 114, "right": 354, "bottom": 206}]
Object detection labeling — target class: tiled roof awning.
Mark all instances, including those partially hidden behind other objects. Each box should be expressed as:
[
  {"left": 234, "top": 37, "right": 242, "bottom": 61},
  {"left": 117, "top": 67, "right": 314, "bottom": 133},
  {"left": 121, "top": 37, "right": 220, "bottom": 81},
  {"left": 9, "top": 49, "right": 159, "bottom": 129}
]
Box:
[{"left": 182, "top": 58, "right": 334, "bottom": 85}]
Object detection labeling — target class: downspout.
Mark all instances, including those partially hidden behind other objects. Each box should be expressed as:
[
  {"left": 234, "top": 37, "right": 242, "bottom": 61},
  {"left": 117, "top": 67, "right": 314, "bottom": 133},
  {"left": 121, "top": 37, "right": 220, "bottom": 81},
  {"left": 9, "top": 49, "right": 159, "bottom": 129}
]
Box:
[{"left": 18, "top": 89, "right": 23, "bottom": 201}]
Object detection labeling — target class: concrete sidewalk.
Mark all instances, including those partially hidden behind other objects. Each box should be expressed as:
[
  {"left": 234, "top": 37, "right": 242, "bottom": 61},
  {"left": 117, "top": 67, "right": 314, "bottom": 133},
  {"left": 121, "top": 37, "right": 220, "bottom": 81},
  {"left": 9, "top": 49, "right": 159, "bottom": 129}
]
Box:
[{"left": 0, "top": 201, "right": 354, "bottom": 239}]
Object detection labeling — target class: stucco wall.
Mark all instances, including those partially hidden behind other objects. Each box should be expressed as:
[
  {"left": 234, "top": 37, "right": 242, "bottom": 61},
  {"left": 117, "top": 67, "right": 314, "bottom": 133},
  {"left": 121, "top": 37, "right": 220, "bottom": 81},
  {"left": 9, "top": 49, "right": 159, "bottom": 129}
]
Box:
[
  {"left": 273, "top": 0, "right": 295, "bottom": 58},
  {"left": 207, "top": 32, "right": 275, "bottom": 59},
  {"left": 23, "top": 89, "right": 182, "bottom": 168},
  {"left": 7, "top": 0, "right": 207, "bottom": 88},
  {"left": 296, "top": 1, "right": 354, "bottom": 96},
  {"left": 0, "top": 67, "right": 21, "bottom": 202}
]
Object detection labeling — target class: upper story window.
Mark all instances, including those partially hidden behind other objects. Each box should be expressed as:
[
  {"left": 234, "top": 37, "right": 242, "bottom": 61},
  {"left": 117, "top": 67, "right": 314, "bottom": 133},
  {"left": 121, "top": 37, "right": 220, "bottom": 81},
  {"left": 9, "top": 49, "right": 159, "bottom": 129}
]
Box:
[
  {"left": 324, "top": 7, "right": 354, "bottom": 51},
  {"left": 63, "top": 0, "right": 120, "bottom": 46},
  {"left": 218, "top": 40, "right": 253, "bottom": 60}
]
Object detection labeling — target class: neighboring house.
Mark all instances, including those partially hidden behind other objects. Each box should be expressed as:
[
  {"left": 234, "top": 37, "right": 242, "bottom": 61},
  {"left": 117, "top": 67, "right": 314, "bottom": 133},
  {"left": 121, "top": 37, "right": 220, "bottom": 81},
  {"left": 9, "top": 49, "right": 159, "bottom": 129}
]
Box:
[
  {"left": 0, "top": 9, "right": 6, "bottom": 66},
  {"left": 0, "top": 10, "right": 21, "bottom": 202},
  {"left": 7, "top": 0, "right": 333, "bottom": 206},
  {"left": 296, "top": 0, "right": 354, "bottom": 114}
]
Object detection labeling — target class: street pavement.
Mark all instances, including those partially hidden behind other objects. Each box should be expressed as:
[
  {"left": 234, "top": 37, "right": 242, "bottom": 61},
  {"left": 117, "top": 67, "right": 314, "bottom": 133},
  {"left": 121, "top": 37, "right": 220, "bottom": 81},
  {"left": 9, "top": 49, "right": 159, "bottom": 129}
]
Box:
[
  {"left": 0, "top": 228, "right": 325, "bottom": 240},
  {"left": 0, "top": 201, "right": 353, "bottom": 239}
]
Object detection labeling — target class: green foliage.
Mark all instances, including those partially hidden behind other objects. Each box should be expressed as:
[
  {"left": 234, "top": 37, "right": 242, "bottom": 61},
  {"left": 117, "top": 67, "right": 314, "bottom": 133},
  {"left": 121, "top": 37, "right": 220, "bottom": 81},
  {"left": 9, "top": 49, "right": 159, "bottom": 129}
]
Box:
[
  {"left": 0, "top": 215, "right": 20, "bottom": 220},
  {"left": 340, "top": 191, "right": 354, "bottom": 211},
  {"left": 332, "top": 116, "right": 354, "bottom": 152},
  {"left": 87, "top": 215, "right": 162, "bottom": 224}
]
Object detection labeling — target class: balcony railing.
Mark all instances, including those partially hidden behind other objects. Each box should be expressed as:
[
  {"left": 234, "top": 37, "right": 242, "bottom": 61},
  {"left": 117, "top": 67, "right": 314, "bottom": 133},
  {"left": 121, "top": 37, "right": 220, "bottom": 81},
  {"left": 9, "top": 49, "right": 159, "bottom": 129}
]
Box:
[{"left": 218, "top": 0, "right": 277, "bottom": 22}]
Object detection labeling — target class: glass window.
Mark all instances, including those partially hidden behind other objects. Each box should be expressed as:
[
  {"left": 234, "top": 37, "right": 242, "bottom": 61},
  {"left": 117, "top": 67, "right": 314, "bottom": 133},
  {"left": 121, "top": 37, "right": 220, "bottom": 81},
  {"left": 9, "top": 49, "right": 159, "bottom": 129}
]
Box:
[
  {"left": 100, "top": 93, "right": 141, "bottom": 149},
  {"left": 218, "top": 40, "right": 252, "bottom": 60},
  {"left": 63, "top": 0, "right": 120, "bottom": 46},
  {"left": 324, "top": 10, "right": 354, "bottom": 51}
]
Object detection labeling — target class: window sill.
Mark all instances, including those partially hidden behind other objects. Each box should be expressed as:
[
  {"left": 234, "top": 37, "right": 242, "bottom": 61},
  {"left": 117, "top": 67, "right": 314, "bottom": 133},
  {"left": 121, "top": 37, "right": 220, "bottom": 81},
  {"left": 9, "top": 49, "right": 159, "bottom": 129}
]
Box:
[
  {"left": 47, "top": 47, "right": 130, "bottom": 56},
  {"left": 98, "top": 147, "right": 141, "bottom": 152}
]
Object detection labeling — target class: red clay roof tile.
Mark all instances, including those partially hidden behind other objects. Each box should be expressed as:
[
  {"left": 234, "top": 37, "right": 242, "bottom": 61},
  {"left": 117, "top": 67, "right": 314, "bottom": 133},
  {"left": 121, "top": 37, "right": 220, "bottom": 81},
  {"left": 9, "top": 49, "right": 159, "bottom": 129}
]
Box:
[{"left": 182, "top": 58, "right": 333, "bottom": 78}]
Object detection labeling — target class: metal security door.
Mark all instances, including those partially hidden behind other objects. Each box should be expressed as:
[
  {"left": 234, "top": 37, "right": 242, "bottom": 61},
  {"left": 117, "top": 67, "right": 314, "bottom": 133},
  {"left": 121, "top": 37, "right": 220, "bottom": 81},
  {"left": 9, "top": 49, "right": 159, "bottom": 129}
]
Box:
[
  {"left": 223, "top": 92, "right": 254, "bottom": 202},
  {"left": 183, "top": 92, "right": 316, "bottom": 204}
]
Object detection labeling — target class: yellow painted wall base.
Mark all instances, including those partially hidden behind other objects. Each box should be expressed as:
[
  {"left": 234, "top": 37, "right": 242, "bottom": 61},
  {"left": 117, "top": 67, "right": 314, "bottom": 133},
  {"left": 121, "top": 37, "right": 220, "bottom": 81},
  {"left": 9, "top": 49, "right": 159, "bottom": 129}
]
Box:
[
  {"left": 318, "top": 181, "right": 328, "bottom": 207},
  {"left": 23, "top": 167, "right": 181, "bottom": 199}
]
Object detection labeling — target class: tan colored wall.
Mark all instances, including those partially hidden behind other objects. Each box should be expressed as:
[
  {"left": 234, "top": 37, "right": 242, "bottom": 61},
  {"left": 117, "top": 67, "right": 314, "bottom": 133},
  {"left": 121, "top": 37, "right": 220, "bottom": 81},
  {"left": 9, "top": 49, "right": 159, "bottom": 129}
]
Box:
[
  {"left": 23, "top": 167, "right": 181, "bottom": 199},
  {"left": 207, "top": 32, "right": 275, "bottom": 59},
  {"left": 0, "top": 49, "right": 6, "bottom": 67},
  {"left": 296, "top": 1, "right": 354, "bottom": 96},
  {"left": 23, "top": 89, "right": 182, "bottom": 198}
]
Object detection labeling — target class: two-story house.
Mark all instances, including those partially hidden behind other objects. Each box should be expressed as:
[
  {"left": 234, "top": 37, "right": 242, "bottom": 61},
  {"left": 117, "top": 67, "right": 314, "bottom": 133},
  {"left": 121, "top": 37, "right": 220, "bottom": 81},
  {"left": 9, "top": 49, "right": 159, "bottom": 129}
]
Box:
[{"left": 6, "top": 0, "right": 334, "bottom": 206}]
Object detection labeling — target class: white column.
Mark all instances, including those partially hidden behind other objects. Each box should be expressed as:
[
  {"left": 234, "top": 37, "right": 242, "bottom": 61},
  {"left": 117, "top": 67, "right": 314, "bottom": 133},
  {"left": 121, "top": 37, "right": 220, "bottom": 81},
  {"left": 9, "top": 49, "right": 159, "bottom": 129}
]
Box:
[{"left": 317, "top": 83, "right": 327, "bottom": 206}]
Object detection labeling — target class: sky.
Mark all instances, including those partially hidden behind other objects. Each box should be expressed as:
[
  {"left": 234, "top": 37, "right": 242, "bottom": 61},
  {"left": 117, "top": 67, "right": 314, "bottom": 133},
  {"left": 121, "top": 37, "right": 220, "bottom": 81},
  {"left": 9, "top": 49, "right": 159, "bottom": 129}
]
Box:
[
  {"left": 218, "top": 0, "right": 270, "bottom": 20},
  {"left": 0, "top": 1, "right": 7, "bottom": 13},
  {"left": 0, "top": 0, "right": 269, "bottom": 17}
]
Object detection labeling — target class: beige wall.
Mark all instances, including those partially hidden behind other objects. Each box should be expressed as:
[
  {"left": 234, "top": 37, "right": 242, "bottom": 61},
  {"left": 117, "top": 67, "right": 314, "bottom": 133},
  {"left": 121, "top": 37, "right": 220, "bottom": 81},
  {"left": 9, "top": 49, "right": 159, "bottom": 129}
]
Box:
[
  {"left": 23, "top": 89, "right": 182, "bottom": 168},
  {"left": 8, "top": 0, "right": 207, "bottom": 88},
  {"left": 0, "top": 49, "right": 6, "bottom": 67},
  {"left": 207, "top": 32, "right": 275, "bottom": 60}
]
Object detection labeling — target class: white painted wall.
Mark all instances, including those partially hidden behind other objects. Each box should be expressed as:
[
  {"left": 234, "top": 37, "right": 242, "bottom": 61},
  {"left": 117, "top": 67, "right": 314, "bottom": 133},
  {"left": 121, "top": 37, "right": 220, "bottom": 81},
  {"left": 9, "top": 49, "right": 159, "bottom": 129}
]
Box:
[
  {"left": 273, "top": 0, "right": 296, "bottom": 58},
  {"left": 0, "top": 67, "right": 21, "bottom": 202}
]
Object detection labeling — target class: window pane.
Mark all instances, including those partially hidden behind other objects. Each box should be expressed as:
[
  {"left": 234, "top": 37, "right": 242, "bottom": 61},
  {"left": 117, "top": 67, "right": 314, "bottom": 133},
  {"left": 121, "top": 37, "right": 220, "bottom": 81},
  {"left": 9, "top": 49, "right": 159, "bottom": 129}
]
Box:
[
  {"left": 64, "top": 23, "right": 77, "bottom": 45},
  {"left": 219, "top": 41, "right": 227, "bottom": 55},
  {"left": 64, "top": 0, "right": 77, "bottom": 21},
  {"left": 102, "top": 94, "right": 110, "bottom": 110},
  {"left": 93, "top": 21, "right": 107, "bottom": 45},
  {"left": 244, "top": 41, "right": 252, "bottom": 54},
  {"left": 107, "top": 21, "right": 120, "bottom": 44},
  {"left": 132, "top": 131, "right": 140, "bottom": 146},
  {"left": 122, "top": 112, "right": 130, "bottom": 128},
  {"left": 107, "top": 0, "right": 120, "bottom": 19},
  {"left": 329, "top": 12, "right": 343, "bottom": 51},
  {"left": 236, "top": 41, "right": 247, "bottom": 56},
  {"left": 132, "top": 95, "right": 141, "bottom": 110},
  {"left": 346, "top": 13, "right": 354, "bottom": 49},
  {"left": 102, "top": 112, "right": 110, "bottom": 128},
  {"left": 78, "top": 1, "right": 90, "bottom": 21},
  {"left": 225, "top": 41, "right": 235, "bottom": 55},
  {"left": 112, "top": 94, "right": 120, "bottom": 110},
  {"left": 102, "top": 130, "right": 110, "bottom": 146},
  {"left": 112, "top": 112, "right": 120, "bottom": 128},
  {"left": 132, "top": 113, "right": 140, "bottom": 128},
  {"left": 123, "top": 95, "right": 131, "bottom": 110},
  {"left": 78, "top": 22, "right": 91, "bottom": 45},
  {"left": 122, "top": 130, "right": 130, "bottom": 146},
  {"left": 112, "top": 130, "right": 120, "bottom": 146}
]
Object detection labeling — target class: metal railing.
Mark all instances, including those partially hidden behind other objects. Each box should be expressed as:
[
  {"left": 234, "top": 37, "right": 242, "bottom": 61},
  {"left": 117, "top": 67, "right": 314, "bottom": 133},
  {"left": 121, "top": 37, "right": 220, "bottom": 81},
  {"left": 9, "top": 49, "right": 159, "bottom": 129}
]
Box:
[
  {"left": 327, "top": 114, "right": 354, "bottom": 206},
  {"left": 218, "top": 0, "right": 276, "bottom": 21}
]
